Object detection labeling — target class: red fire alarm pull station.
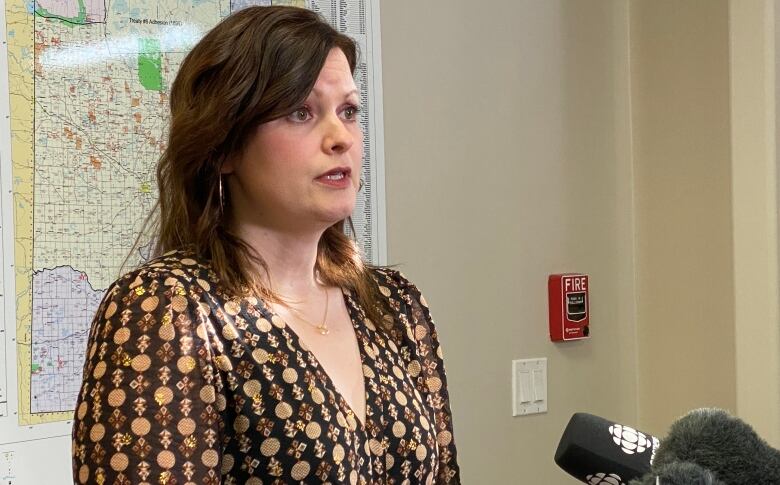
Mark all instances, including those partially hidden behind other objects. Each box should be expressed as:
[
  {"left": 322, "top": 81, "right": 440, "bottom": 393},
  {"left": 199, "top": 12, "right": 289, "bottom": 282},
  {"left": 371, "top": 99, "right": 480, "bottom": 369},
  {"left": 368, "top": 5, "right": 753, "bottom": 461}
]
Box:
[{"left": 549, "top": 274, "right": 590, "bottom": 341}]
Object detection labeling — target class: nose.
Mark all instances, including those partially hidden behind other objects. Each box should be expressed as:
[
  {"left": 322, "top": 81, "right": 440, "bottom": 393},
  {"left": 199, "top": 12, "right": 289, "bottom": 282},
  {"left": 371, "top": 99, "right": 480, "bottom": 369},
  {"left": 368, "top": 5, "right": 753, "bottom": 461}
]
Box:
[{"left": 321, "top": 115, "right": 354, "bottom": 155}]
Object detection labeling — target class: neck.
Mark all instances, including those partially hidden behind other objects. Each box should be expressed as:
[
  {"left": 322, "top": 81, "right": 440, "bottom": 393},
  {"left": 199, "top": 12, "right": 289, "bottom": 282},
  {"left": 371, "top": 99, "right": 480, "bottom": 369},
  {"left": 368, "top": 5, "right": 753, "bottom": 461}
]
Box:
[{"left": 235, "top": 223, "right": 326, "bottom": 300}]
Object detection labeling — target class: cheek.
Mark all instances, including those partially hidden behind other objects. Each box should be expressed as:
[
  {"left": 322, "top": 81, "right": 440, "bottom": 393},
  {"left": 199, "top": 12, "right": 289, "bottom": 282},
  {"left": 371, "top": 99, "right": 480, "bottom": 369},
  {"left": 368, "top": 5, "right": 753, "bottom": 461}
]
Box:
[
  {"left": 255, "top": 132, "right": 299, "bottom": 165},
  {"left": 247, "top": 131, "right": 311, "bottom": 181}
]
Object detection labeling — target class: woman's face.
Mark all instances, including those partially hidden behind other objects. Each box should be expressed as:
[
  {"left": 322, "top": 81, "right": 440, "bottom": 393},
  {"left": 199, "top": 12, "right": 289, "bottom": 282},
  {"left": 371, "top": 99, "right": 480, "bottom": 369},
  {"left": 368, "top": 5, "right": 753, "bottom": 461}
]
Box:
[{"left": 223, "top": 48, "right": 363, "bottom": 234}]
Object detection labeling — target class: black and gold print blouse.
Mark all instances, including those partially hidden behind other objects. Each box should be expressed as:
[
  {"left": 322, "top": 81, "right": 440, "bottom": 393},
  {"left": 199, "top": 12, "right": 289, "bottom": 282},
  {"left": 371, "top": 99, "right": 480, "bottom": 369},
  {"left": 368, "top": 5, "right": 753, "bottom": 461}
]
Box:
[{"left": 71, "top": 250, "right": 460, "bottom": 484}]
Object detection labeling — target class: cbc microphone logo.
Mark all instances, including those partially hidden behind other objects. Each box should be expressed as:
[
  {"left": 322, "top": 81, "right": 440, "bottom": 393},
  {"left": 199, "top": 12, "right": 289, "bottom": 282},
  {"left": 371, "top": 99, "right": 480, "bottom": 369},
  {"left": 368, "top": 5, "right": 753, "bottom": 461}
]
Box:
[
  {"left": 585, "top": 472, "right": 624, "bottom": 485},
  {"left": 609, "top": 424, "right": 653, "bottom": 455}
]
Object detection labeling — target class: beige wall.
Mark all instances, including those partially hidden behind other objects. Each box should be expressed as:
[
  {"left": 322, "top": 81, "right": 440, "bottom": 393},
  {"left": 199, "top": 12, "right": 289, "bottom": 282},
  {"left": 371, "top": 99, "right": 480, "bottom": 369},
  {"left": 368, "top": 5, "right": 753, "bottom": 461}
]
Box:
[
  {"left": 381, "top": 0, "right": 780, "bottom": 481},
  {"left": 730, "top": 0, "right": 780, "bottom": 446},
  {"left": 629, "top": 0, "right": 738, "bottom": 435},
  {"left": 630, "top": 0, "right": 780, "bottom": 446},
  {"left": 381, "top": 1, "right": 637, "bottom": 482}
]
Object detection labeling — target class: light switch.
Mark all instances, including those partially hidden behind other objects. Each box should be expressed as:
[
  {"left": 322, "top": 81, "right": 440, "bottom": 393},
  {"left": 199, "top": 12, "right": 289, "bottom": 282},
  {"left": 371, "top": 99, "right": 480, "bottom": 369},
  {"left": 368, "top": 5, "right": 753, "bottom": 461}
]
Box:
[
  {"left": 512, "top": 358, "right": 548, "bottom": 416},
  {"left": 518, "top": 370, "right": 532, "bottom": 403},
  {"left": 533, "top": 369, "right": 546, "bottom": 402}
]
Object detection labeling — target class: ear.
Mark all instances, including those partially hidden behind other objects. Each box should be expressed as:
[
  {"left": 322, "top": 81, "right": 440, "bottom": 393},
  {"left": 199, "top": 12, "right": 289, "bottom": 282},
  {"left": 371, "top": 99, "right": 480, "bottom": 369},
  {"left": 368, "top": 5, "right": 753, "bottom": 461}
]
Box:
[{"left": 221, "top": 155, "right": 236, "bottom": 175}]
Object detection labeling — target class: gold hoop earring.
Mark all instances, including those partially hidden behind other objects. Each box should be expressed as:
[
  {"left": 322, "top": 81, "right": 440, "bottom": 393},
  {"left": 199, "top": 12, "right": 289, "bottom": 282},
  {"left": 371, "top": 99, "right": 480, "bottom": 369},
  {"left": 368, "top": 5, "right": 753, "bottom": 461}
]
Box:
[{"left": 219, "top": 175, "right": 225, "bottom": 215}]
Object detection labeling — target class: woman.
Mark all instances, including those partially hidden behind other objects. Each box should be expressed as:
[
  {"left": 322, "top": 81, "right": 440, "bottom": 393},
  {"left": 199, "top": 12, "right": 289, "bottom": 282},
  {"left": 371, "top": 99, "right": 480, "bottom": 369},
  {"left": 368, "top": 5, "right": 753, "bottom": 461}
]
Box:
[{"left": 72, "top": 6, "right": 460, "bottom": 484}]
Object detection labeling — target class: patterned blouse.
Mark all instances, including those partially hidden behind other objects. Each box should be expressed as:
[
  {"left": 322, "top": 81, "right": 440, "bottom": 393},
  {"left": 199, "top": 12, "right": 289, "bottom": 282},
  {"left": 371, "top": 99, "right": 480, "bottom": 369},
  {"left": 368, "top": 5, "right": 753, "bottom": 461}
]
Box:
[{"left": 71, "top": 250, "right": 460, "bottom": 484}]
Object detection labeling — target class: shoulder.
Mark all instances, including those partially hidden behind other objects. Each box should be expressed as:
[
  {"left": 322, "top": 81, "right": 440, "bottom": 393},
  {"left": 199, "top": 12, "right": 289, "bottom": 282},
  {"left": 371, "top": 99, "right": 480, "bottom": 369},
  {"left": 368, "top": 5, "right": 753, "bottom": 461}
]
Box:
[
  {"left": 370, "top": 266, "right": 429, "bottom": 307},
  {"left": 118, "top": 248, "right": 212, "bottom": 285},
  {"left": 368, "top": 266, "right": 436, "bottom": 334},
  {"left": 104, "top": 249, "right": 214, "bottom": 306},
  {"left": 84, "top": 250, "right": 216, "bottom": 363},
  {"left": 370, "top": 266, "right": 414, "bottom": 293}
]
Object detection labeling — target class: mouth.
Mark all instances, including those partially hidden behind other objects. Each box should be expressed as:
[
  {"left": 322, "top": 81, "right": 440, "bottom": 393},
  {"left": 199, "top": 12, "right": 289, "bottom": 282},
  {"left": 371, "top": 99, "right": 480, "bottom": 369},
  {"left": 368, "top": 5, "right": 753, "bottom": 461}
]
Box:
[{"left": 316, "top": 166, "right": 352, "bottom": 181}]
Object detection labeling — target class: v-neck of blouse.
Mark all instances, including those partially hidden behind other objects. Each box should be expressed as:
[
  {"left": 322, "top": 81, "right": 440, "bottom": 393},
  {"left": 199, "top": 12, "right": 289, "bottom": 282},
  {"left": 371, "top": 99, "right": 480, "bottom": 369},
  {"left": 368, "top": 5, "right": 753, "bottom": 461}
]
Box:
[{"left": 259, "top": 286, "right": 371, "bottom": 432}]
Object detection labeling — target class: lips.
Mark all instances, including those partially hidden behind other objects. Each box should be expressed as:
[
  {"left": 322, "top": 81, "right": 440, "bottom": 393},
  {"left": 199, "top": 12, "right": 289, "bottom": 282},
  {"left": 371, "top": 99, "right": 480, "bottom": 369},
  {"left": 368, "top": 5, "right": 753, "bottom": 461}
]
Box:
[
  {"left": 316, "top": 166, "right": 351, "bottom": 181},
  {"left": 315, "top": 166, "right": 353, "bottom": 188}
]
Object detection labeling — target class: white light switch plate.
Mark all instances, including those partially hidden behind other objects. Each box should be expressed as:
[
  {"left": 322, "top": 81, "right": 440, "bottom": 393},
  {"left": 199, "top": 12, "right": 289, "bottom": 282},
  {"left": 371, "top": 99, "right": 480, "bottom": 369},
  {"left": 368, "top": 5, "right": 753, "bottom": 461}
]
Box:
[{"left": 512, "top": 358, "right": 547, "bottom": 416}]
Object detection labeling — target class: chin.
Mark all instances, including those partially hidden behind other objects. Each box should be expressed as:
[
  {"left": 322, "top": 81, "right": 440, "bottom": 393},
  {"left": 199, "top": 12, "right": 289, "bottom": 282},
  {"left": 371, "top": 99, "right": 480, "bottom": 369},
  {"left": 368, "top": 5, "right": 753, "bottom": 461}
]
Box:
[
  {"left": 316, "top": 206, "right": 355, "bottom": 227},
  {"left": 309, "top": 192, "right": 356, "bottom": 225},
  {"left": 332, "top": 208, "right": 356, "bottom": 223}
]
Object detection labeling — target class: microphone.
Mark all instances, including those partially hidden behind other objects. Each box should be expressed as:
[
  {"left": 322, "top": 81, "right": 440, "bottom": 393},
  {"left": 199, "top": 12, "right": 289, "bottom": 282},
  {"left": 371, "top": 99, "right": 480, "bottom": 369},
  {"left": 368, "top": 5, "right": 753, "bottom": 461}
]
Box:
[
  {"left": 633, "top": 408, "right": 780, "bottom": 484},
  {"left": 554, "top": 413, "right": 660, "bottom": 484}
]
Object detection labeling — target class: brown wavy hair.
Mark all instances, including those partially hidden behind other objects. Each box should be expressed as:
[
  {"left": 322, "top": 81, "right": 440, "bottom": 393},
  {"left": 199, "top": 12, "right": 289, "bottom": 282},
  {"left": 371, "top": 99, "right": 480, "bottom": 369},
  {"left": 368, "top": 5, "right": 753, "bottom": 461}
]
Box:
[{"left": 141, "top": 6, "right": 393, "bottom": 329}]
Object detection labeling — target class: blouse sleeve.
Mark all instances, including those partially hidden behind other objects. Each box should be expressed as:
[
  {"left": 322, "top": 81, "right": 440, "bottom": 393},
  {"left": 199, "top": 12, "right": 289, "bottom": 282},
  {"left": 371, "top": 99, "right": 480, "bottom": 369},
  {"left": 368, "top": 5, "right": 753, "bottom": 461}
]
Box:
[
  {"left": 72, "top": 270, "right": 225, "bottom": 485},
  {"left": 390, "top": 271, "right": 461, "bottom": 485}
]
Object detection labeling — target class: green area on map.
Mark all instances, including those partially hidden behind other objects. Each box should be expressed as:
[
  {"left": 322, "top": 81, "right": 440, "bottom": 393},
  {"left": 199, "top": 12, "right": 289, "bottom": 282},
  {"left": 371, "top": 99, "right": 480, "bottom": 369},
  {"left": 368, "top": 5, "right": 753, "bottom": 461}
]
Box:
[
  {"left": 138, "top": 38, "right": 163, "bottom": 91},
  {"left": 34, "top": 0, "right": 87, "bottom": 26}
]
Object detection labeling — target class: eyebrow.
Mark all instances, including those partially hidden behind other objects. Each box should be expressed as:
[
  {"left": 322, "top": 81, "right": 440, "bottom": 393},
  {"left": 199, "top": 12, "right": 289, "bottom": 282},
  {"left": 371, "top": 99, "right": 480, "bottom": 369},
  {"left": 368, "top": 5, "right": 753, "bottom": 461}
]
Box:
[{"left": 310, "top": 87, "right": 359, "bottom": 98}]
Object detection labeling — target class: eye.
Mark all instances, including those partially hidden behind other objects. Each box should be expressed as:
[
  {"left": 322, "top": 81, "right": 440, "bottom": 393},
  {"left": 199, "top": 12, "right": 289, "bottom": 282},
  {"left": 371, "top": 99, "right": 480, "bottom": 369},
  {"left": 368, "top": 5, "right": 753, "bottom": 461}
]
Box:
[
  {"left": 343, "top": 105, "right": 361, "bottom": 121},
  {"left": 288, "top": 107, "right": 312, "bottom": 123}
]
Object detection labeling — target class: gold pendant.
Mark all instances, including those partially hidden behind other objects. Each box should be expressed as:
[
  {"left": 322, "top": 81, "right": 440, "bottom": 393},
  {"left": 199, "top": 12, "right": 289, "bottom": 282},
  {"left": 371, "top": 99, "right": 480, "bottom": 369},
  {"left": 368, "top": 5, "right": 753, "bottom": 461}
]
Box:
[{"left": 318, "top": 325, "right": 330, "bottom": 335}]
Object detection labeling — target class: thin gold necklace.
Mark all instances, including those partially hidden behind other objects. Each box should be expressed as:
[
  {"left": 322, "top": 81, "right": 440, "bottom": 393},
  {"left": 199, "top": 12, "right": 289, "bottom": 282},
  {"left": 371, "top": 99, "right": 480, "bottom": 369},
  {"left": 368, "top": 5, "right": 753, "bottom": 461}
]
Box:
[{"left": 283, "top": 281, "right": 330, "bottom": 336}]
